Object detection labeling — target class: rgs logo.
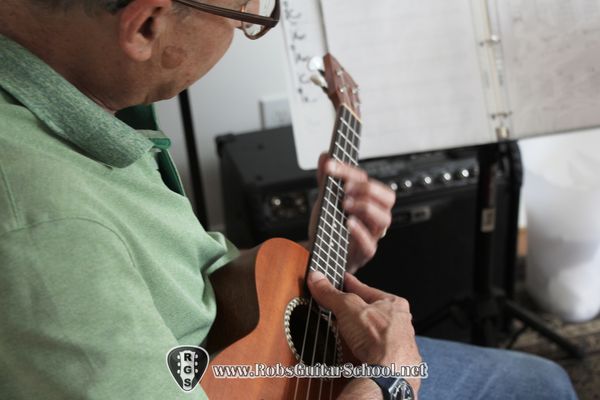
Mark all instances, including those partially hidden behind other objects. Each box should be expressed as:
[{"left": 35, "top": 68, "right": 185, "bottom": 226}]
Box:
[{"left": 166, "top": 346, "right": 209, "bottom": 392}]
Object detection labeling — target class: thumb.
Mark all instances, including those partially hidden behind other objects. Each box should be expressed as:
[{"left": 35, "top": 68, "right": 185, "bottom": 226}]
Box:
[{"left": 307, "top": 270, "right": 344, "bottom": 313}]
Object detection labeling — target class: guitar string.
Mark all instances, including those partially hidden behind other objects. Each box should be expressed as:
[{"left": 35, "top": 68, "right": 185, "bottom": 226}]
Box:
[
  {"left": 294, "top": 102, "right": 361, "bottom": 399},
  {"left": 294, "top": 184, "right": 346, "bottom": 399},
  {"left": 324, "top": 106, "right": 360, "bottom": 400},
  {"left": 308, "top": 177, "right": 339, "bottom": 399},
  {"left": 309, "top": 148, "right": 344, "bottom": 399},
  {"left": 315, "top": 106, "right": 358, "bottom": 400},
  {"left": 319, "top": 106, "right": 353, "bottom": 400},
  {"left": 329, "top": 106, "right": 360, "bottom": 400},
  {"left": 305, "top": 113, "right": 348, "bottom": 398},
  {"left": 293, "top": 113, "right": 343, "bottom": 399},
  {"left": 298, "top": 108, "right": 348, "bottom": 400}
]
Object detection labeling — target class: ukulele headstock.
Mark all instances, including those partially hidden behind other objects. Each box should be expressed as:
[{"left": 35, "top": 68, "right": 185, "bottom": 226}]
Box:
[{"left": 310, "top": 54, "right": 361, "bottom": 118}]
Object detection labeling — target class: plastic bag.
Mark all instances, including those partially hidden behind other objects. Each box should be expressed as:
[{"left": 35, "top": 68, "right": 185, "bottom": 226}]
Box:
[{"left": 521, "top": 129, "right": 600, "bottom": 322}]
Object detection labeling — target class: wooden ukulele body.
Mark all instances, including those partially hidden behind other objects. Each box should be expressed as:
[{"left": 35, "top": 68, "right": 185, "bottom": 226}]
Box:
[{"left": 202, "top": 238, "right": 348, "bottom": 400}]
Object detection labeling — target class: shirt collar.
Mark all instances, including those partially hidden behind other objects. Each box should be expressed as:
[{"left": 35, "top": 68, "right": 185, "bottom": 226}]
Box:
[{"left": 0, "top": 34, "right": 154, "bottom": 168}]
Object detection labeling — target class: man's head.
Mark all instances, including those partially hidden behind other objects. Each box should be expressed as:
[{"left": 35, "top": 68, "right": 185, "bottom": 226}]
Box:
[
  {"left": 0, "top": 0, "right": 256, "bottom": 111},
  {"left": 27, "top": 0, "right": 134, "bottom": 14}
]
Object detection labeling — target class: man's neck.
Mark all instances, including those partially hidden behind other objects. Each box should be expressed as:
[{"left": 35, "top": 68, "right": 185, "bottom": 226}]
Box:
[{"left": 0, "top": 3, "right": 147, "bottom": 114}]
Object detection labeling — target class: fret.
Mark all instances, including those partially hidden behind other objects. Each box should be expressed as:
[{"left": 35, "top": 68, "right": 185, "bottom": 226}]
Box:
[
  {"left": 335, "top": 129, "right": 359, "bottom": 156},
  {"left": 313, "top": 197, "right": 348, "bottom": 284},
  {"left": 310, "top": 251, "right": 345, "bottom": 290},
  {"left": 314, "top": 226, "right": 349, "bottom": 256},
  {"left": 321, "top": 202, "right": 344, "bottom": 229},
  {"left": 334, "top": 133, "right": 358, "bottom": 165},
  {"left": 322, "top": 199, "right": 349, "bottom": 235},
  {"left": 321, "top": 202, "right": 337, "bottom": 234},
  {"left": 340, "top": 116, "right": 360, "bottom": 145},
  {"left": 309, "top": 261, "right": 342, "bottom": 285},
  {"left": 334, "top": 142, "right": 355, "bottom": 165},
  {"left": 310, "top": 244, "right": 345, "bottom": 280},
  {"left": 315, "top": 227, "right": 348, "bottom": 255},
  {"left": 315, "top": 233, "right": 348, "bottom": 258},
  {"left": 327, "top": 176, "right": 344, "bottom": 193},
  {"left": 332, "top": 154, "right": 344, "bottom": 164},
  {"left": 308, "top": 102, "right": 363, "bottom": 292},
  {"left": 348, "top": 115, "right": 361, "bottom": 156},
  {"left": 341, "top": 129, "right": 354, "bottom": 166},
  {"left": 317, "top": 220, "right": 349, "bottom": 254},
  {"left": 310, "top": 235, "right": 345, "bottom": 288},
  {"left": 341, "top": 107, "right": 360, "bottom": 142},
  {"left": 315, "top": 225, "right": 349, "bottom": 259},
  {"left": 310, "top": 237, "right": 344, "bottom": 278},
  {"left": 322, "top": 194, "right": 348, "bottom": 225},
  {"left": 336, "top": 109, "right": 359, "bottom": 165},
  {"left": 309, "top": 257, "right": 344, "bottom": 289},
  {"left": 325, "top": 185, "right": 347, "bottom": 212},
  {"left": 314, "top": 235, "right": 348, "bottom": 263},
  {"left": 339, "top": 112, "right": 361, "bottom": 161},
  {"left": 323, "top": 182, "right": 344, "bottom": 214}
]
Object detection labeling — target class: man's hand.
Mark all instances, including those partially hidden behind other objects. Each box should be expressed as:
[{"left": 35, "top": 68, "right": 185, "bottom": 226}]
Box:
[
  {"left": 309, "top": 154, "right": 396, "bottom": 274},
  {"left": 307, "top": 271, "right": 421, "bottom": 396}
]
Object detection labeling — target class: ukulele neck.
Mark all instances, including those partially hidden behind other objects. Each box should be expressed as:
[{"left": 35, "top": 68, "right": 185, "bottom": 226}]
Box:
[{"left": 308, "top": 105, "right": 362, "bottom": 290}]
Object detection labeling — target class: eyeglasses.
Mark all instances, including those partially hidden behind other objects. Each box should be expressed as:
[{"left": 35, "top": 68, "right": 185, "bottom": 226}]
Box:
[{"left": 173, "top": 0, "right": 280, "bottom": 40}]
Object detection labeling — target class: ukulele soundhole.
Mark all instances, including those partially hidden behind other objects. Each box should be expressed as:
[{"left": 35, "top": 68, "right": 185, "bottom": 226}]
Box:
[{"left": 284, "top": 297, "right": 343, "bottom": 366}]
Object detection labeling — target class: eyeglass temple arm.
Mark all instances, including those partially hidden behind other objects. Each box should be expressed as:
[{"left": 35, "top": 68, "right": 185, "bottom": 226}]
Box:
[{"left": 174, "top": 0, "right": 280, "bottom": 27}]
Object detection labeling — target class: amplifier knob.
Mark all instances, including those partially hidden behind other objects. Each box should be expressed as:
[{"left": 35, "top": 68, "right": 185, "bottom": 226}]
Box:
[
  {"left": 401, "top": 179, "right": 414, "bottom": 190},
  {"left": 440, "top": 172, "right": 453, "bottom": 183},
  {"left": 458, "top": 169, "right": 470, "bottom": 179},
  {"left": 270, "top": 196, "right": 282, "bottom": 207},
  {"left": 421, "top": 176, "right": 433, "bottom": 187}
]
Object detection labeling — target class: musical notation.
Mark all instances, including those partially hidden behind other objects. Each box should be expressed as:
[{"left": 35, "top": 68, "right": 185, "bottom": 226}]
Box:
[
  {"left": 281, "top": 0, "right": 600, "bottom": 169},
  {"left": 281, "top": 0, "right": 335, "bottom": 170},
  {"left": 281, "top": 0, "right": 325, "bottom": 104}
]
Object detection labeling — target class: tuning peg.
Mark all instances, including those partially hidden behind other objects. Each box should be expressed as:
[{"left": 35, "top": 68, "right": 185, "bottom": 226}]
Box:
[
  {"left": 310, "top": 74, "right": 328, "bottom": 92},
  {"left": 308, "top": 56, "right": 325, "bottom": 76}
]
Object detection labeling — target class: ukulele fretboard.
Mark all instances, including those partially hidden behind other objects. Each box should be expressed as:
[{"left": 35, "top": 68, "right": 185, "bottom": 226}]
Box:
[{"left": 309, "top": 105, "right": 362, "bottom": 290}]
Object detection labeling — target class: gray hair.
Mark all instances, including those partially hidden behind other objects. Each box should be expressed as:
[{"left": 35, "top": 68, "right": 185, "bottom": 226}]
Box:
[
  {"left": 28, "top": 0, "right": 131, "bottom": 13},
  {"left": 28, "top": 1, "right": 159, "bottom": 14}
]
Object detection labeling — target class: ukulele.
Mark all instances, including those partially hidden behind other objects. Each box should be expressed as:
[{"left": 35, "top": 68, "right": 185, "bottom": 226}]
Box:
[{"left": 203, "top": 54, "right": 362, "bottom": 400}]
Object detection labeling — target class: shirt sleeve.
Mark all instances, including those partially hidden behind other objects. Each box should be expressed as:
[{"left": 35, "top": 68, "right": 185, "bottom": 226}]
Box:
[
  {"left": 0, "top": 218, "right": 207, "bottom": 400},
  {"left": 202, "top": 231, "right": 241, "bottom": 277}
]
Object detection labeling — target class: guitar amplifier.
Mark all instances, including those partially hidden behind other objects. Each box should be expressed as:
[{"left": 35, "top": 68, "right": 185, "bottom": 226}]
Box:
[{"left": 217, "top": 126, "right": 516, "bottom": 343}]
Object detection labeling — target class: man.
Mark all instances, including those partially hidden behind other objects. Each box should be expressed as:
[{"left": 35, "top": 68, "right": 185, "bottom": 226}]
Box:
[{"left": 0, "top": 0, "right": 578, "bottom": 399}]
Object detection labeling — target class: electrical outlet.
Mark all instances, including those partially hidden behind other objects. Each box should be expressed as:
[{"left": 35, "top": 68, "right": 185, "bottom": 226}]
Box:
[{"left": 260, "top": 96, "right": 292, "bottom": 130}]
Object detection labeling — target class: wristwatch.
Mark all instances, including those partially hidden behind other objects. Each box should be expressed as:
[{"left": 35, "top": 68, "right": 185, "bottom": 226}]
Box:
[{"left": 370, "top": 376, "right": 415, "bottom": 400}]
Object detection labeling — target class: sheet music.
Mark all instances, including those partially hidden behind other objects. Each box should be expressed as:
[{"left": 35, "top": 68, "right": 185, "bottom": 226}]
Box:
[
  {"left": 283, "top": 0, "right": 496, "bottom": 169},
  {"left": 497, "top": 0, "right": 600, "bottom": 138},
  {"left": 281, "top": 0, "right": 336, "bottom": 170}
]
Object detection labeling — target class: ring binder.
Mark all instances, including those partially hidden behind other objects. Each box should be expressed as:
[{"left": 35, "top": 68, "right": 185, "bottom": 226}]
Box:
[
  {"left": 495, "top": 126, "right": 511, "bottom": 141},
  {"left": 479, "top": 35, "right": 502, "bottom": 47},
  {"left": 490, "top": 112, "right": 513, "bottom": 120}
]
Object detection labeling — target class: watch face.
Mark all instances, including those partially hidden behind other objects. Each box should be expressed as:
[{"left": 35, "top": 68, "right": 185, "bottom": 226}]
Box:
[
  {"left": 391, "top": 378, "right": 414, "bottom": 400},
  {"left": 372, "top": 375, "right": 415, "bottom": 400}
]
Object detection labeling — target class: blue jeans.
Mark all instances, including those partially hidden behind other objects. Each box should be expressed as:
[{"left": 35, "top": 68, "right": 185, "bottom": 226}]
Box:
[{"left": 416, "top": 336, "right": 578, "bottom": 399}]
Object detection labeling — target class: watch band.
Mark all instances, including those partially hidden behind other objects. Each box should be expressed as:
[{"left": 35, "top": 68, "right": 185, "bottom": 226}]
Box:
[{"left": 371, "top": 376, "right": 415, "bottom": 400}]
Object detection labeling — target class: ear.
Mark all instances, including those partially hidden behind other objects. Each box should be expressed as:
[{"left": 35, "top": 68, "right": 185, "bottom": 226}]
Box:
[{"left": 118, "top": 0, "right": 173, "bottom": 62}]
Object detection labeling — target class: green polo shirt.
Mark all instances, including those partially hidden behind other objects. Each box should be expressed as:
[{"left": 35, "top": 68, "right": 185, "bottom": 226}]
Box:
[{"left": 0, "top": 35, "right": 239, "bottom": 399}]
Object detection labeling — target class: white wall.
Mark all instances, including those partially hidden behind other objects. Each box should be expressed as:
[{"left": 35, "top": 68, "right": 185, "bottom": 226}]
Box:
[
  {"left": 155, "top": 27, "right": 289, "bottom": 231},
  {"left": 155, "top": 27, "right": 600, "bottom": 234}
]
